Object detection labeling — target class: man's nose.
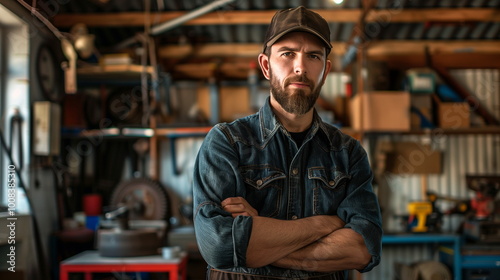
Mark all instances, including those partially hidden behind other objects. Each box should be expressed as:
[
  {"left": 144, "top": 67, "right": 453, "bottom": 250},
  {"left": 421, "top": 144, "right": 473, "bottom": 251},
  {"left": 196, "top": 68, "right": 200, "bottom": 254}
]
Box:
[{"left": 294, "top": 55, "right": 307, "bottom": 75}]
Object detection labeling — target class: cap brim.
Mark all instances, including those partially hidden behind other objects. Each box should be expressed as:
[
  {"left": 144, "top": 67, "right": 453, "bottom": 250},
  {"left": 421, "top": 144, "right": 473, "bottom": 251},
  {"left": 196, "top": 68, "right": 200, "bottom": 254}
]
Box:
[{"left": 265, "top": 26, "right": 332, "bottom": 52}]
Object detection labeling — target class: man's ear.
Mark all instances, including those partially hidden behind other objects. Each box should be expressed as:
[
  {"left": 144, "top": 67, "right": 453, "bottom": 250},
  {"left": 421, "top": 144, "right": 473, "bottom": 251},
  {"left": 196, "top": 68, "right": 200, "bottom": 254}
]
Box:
[
  {"left": 321, "top": 59, "right": 332, "bottom": 85},
  {"left": 258, "top": 53, "right": 271, "bottom": 80}
]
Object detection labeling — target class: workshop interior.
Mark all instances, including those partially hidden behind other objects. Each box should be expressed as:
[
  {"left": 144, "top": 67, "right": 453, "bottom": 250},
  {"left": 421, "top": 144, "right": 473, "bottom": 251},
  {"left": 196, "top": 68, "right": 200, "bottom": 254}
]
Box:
[{"left": 0, "top": 0, "right": 499, "bottom": 280}]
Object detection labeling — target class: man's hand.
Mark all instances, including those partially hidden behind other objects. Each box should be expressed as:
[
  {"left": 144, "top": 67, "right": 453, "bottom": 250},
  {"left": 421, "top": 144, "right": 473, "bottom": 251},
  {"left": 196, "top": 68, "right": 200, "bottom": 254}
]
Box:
[{"left": 221, "top": 197, "right": 258, "bottom": 217}]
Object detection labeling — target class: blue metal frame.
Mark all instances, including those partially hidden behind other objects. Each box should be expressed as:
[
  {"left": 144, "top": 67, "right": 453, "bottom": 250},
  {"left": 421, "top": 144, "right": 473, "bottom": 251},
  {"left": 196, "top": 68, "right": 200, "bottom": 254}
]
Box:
[{"left": 461, "top": 255, "right": 500, "bottom": 269}]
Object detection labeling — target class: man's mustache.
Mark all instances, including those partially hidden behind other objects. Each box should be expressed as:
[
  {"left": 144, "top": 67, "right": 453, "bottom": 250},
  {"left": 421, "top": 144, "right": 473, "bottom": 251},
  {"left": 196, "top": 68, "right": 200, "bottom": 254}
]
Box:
[{"left": 284, "top": 75, "right": 313, "bottom": 87}]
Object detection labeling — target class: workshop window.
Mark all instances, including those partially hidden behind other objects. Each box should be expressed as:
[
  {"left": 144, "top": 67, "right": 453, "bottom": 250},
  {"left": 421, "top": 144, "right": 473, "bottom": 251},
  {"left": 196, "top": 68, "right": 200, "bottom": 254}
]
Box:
[{"left": 0, "top": 4, "right": 30, "bottom": 214}]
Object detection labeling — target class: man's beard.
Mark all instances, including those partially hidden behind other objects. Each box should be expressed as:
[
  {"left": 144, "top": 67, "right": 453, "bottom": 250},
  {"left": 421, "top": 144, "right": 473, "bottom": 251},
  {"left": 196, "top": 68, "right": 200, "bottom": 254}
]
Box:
[{"left": 269, "top": 67, "right": 322, "bottom": 116}]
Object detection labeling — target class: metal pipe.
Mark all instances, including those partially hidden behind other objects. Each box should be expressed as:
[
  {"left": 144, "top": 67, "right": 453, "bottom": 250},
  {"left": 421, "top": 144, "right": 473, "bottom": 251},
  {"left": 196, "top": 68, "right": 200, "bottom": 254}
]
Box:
[
  {"left": 209, "top": 77, "right": 220, "bottom": 125},
  {"left": 341, "top": 36, "right": 361, "bottom": 70},
  {"left": 105, "top": 205, "right": 129, "bottom": 220},
  {"left": 150, "top": 0, "right": 237, "bottom": 35}
]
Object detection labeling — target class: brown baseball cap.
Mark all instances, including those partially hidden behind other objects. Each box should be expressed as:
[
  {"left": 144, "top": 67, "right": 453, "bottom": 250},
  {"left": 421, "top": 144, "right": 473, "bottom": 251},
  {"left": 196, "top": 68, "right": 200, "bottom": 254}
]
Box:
[{"left": 263, "top": 6, "right": 332, "bottom": 54}]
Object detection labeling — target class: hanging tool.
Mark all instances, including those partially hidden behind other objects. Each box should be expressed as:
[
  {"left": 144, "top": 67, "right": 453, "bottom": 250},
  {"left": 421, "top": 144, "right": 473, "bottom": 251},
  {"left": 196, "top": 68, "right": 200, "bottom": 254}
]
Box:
[
  {"left": 406, "top": 192, "right": 446, "bottom": 233},
  {"left": 466, "top": 175, "right": 500, "bottom": 220},
  {"left": 407, "top": 201, "right": 433, "bottom": 233},
  {"left": 463, "top": 175, "right": 500, "bottom": 243},
  {"left": 9, "top": 108, "right": 23, "bottom": 171}
]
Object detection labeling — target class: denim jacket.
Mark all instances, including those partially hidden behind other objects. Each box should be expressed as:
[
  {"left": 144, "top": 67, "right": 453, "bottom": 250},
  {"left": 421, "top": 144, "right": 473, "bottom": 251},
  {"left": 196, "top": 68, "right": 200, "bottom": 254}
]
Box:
[{"left": 193, "top": 98, "right": 382, "bottom": 278}]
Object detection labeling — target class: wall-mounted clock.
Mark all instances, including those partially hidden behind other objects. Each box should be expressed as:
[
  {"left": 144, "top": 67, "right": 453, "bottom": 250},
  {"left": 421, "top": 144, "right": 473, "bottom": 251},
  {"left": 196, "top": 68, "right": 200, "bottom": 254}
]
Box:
[{"left": 36, "top": 44, "right": 63, "bottom": 102}]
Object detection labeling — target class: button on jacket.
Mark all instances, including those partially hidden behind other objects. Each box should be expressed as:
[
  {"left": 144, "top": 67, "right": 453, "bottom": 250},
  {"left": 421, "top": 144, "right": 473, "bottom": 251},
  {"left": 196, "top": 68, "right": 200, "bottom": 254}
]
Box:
[{"left": 193, "top": 97, "right": 382, "bottom": 278}]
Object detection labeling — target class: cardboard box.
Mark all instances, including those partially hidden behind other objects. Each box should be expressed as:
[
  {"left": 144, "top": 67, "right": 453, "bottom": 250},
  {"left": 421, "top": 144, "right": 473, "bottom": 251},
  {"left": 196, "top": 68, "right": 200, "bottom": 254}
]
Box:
[
  {"left": 378, "top": 141, "right": 443, "bottom": 174},
  {"left": 432, "top": 94, "right": 470, "bottom": 128},
  {"left": 197, "top": 85, "right": 252, "bottom": 122},
  {"left": 350, "top": 91, "right": 411, "bottom": 131}
]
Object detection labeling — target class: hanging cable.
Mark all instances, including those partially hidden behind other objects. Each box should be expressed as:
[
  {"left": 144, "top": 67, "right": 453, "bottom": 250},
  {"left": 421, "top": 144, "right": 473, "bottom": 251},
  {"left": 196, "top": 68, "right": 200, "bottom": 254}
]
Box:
[
  {"left": 141, "top": 0, "right": 151, "bottom": 127},
  {"left": 16, "top": 0, "right": 67, "bottom": 40},
  {"left": 9, "top": 108, "right": 23, "bottom": 171},
  {"left": 0, "top": 126, "right": 49, "bottom": 279}
]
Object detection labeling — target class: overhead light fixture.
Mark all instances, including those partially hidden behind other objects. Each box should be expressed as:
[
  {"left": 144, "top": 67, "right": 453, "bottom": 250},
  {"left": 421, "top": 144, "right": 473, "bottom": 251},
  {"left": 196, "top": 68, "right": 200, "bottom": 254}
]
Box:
[
  {"left": 90, "top": 0, "right": 110, "bottom": 5},
  {"left": 333, "top": 0, "right": 344, "bottom": 4},
  {"left": 70, "top": 23, "right": 95, "bottom": 59}
]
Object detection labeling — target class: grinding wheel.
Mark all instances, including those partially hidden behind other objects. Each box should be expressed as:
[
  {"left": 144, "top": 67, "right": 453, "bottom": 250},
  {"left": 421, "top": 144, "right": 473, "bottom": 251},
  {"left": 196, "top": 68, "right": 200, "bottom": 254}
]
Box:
[
  {"left": 110, "top": 178, "right": 170, "bottom": 221},
  {"left": 98, "top": 229, "right": 160, "bottom": 257}
]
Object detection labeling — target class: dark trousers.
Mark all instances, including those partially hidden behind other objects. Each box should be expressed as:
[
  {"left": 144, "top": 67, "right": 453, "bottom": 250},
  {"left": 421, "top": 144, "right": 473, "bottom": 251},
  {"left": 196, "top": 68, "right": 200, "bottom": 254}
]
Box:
[{"left": 207, "top": 268, "right": 345, "bottom": 280}]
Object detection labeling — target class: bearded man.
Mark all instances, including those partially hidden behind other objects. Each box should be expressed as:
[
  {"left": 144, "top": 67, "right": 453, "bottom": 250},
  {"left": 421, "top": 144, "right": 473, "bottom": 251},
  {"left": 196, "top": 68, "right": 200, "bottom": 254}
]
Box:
[{"left": 193, "top": 6, "right": 382, "bottom": 280}]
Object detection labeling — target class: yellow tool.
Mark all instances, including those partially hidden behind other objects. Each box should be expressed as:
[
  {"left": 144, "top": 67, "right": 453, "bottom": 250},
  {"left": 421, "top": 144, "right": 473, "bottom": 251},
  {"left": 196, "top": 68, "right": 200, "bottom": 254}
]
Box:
[{"left": 408, "top": 201, "right": 433, "bottom": 232}]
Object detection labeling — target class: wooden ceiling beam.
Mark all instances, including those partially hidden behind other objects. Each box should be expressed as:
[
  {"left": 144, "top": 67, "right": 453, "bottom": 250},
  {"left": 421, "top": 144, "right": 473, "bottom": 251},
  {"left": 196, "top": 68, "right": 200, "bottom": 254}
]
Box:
[
  {"left": 158, "top": 43, "right": 349, "bottom": 58},
  {"left": 369, "top": 8, "right": 500, "bottom": 23},
  {"left": 165, "top": 52, "right": 500, "bottom": 80},
  {"left": 159, "top": 43, "right": 262, "bottom": 58},
  {"left": 157, "top": 41, "right": 500, "bottom": 59},
  {"left": 52, "top": 8, "right": 500, "bottom": 28},
  {"left": 374, "top": 53, "right": 500, "bottom": 70},
  {"left": 365, "top": 40, "right": 500, "bottom": 55}
]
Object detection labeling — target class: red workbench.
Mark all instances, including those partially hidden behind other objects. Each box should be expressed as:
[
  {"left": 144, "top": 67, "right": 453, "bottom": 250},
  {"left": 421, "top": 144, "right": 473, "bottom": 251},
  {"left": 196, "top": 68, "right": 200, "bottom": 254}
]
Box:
[{"left": 59, "top": 250, "right": 188, "bottom": 280}]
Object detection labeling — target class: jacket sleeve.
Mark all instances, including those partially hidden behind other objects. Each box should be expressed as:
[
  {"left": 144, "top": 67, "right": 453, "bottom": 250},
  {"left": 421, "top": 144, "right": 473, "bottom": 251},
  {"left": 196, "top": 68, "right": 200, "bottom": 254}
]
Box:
[
  {"left": 193, "top": 125, "right": 253, "bottom": 268},
  {"left": 337, "top": 140, "right": 383, "bottom": 272}
]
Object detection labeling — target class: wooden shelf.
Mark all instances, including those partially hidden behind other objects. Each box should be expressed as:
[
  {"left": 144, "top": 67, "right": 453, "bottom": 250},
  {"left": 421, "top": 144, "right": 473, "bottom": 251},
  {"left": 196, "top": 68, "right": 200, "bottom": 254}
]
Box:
[
  {"left": 398, "top": 126, "right": 500, "bottom": 135},
  {"left": 77, "top": 64, "right": 154, "bottom": 75},
  {"left": 63, "top": 125, "right": 499, "bottom": 141},
  {"left": 340, "top": 126, "right": 500, "bottom": 139},
  {"left": 417, "top": 126, "right": 500, "bottom": 135},
  {"left": 76, "top": 64, "right": 155, "bottom": 85},
  {"left": 62, "top": 126, "right": 212, "bottom": 139},
  {"left": 156, "top": 127, "right": 212, "bottom": 138}
]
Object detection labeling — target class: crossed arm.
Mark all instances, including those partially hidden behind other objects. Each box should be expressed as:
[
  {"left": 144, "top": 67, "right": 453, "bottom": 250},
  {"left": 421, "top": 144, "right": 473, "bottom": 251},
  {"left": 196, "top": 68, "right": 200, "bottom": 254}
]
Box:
[{"left": 222, "top": 197, "right": 372, "bottom": 272}]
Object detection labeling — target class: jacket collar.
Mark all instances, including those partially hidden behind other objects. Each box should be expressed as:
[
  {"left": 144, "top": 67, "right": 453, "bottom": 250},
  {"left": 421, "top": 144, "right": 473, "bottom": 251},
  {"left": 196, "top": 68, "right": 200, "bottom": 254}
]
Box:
[
  {"left": 258, "top": 96, "right": 280, "bottom": 142},
  {"left": 258, "top": 96, "right": 333, "bottom": 146}
]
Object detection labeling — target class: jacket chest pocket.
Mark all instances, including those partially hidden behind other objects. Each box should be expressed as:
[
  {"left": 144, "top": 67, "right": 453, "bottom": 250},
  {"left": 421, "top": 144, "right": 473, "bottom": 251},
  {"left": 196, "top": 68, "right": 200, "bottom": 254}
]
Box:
[
  {"left": 308, "top": 167, "right": 350, "bottom": 215},
  {"left": 241, "top": 166, "right": 286, "bottom": 218}
]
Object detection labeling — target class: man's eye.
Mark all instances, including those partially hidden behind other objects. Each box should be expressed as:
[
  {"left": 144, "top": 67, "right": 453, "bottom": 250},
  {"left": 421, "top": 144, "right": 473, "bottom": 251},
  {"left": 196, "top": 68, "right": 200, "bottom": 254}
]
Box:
[
  {"left": 281, "top": 52, "right": 293, "bottom": 57},
  {"left": 309, "top": 54, "right": 320, "bottom": 59}
]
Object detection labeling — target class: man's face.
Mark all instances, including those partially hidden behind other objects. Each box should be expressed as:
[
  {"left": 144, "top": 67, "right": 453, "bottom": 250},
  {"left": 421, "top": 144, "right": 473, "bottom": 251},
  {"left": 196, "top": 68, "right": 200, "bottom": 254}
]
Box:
[{"left": 264, "top": 32, "right": 330, "bottom": 116}]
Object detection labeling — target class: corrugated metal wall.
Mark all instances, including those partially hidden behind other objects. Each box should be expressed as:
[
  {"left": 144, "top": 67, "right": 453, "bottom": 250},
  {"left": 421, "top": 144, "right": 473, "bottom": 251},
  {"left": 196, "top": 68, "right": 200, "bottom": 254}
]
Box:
[{"left": 362, "top": 69, "right": 500, "bottom": 280}]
